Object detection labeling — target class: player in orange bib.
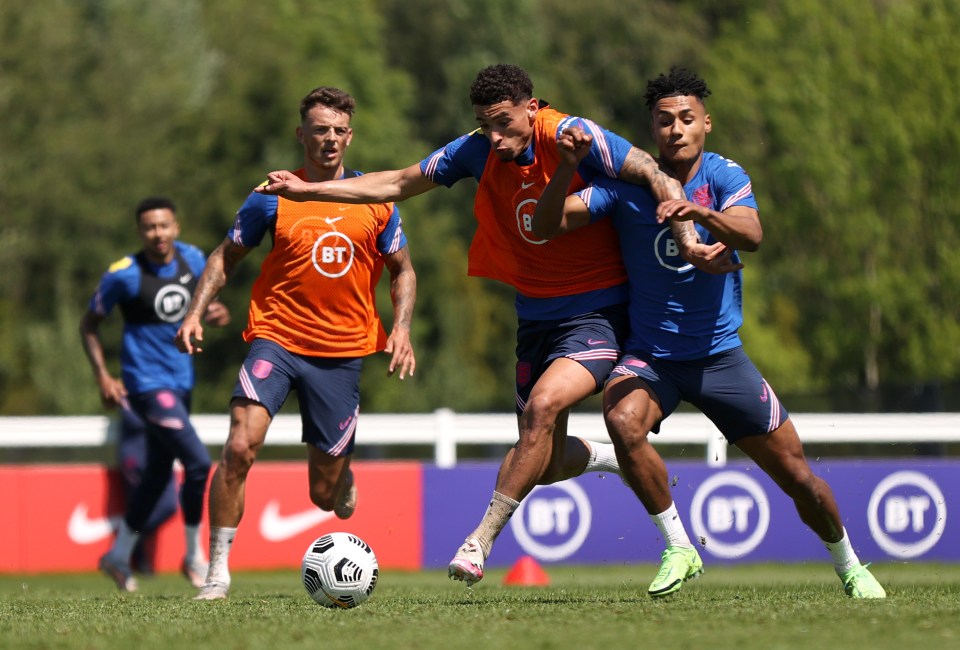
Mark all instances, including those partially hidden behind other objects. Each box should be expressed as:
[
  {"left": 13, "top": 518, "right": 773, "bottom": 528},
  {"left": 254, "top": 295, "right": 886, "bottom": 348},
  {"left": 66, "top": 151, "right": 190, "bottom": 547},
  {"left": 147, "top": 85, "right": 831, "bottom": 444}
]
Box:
[
  {"left": 176, "top": 86, "right": 417, "bottom": 600},
  {"left": 256, "top": 65, "right": 731, "bottom": 585}
]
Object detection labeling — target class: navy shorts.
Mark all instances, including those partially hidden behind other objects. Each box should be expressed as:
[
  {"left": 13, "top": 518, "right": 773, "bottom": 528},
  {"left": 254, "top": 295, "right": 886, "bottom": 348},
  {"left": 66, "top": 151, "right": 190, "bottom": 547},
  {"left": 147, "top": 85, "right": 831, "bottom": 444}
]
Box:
[
  {"left": 233, "top": 338, "right": 362, "bottom": 456},
  {"left": 515, "top": 303, "right": 628, "bottom": 415},
  {"left": 609, "top": 346, "right": 788, "bottom": 444}
]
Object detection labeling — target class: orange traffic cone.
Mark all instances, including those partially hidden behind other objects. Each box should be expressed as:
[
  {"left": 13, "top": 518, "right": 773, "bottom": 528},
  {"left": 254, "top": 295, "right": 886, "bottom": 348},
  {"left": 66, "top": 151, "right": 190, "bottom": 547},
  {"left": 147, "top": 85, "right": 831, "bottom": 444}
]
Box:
[{"left": 503, "top": 555, "right": 550, "bottom": 586}]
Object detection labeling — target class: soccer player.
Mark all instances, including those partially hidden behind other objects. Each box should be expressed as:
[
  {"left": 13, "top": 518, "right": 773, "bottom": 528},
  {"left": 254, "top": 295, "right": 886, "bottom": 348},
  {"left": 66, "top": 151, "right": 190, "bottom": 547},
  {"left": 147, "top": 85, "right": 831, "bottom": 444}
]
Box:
[
  {"left": 80, "top": 196, "right": 231, "bottom": 592},
  {"left": 256, "top": 64, "right": 730, "bottom": 585},
  {"left": 531, "top": 67, "right": 886, "bottom": 599},
  {"left": 175, "top": 86, "right": 417, "bottom": 600}
]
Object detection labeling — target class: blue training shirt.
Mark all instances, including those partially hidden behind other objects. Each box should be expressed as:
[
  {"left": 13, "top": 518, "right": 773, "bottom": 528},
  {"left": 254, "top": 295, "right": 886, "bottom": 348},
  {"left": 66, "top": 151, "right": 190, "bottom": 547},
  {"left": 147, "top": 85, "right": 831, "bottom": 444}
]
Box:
[
  {"left": 578, "top": 151, "right": 758, "bottom": 359},
  {"left": 419, "top": 109, "right": 632, "bottom": 320},
  {"left": 89, "top": 241, "right": 207, "bottom": 394}
]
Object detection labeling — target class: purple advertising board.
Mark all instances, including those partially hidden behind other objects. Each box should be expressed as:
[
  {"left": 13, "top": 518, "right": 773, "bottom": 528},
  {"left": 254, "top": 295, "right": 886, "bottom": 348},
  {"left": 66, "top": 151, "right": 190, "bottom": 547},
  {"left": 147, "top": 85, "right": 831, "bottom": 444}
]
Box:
[{"left": 423, "top": 459, "right": 957, "bottom": 568}]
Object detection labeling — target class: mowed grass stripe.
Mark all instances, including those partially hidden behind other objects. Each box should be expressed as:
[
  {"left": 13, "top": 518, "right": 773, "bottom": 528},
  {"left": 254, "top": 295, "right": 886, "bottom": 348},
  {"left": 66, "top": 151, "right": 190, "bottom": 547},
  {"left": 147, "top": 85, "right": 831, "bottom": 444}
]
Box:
[{"left": 2, "top": 563, "right": 959, "bottom": 650}]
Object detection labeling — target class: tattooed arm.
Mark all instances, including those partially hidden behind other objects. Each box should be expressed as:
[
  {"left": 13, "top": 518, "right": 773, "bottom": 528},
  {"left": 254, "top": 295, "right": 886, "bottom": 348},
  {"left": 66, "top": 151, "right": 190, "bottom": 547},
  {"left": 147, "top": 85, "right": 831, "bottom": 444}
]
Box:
[
  {"left": 381, "top": 245, "right": 417, "bottom": 380},
  {"left": 619, "top": 146, "right": 736, "bottom": 273},
  {"left": 618, "top": 146, "right": 699, "bottom": 250},
  {"left": 175, "top": 237, "right": 251, "bottom": 354}
]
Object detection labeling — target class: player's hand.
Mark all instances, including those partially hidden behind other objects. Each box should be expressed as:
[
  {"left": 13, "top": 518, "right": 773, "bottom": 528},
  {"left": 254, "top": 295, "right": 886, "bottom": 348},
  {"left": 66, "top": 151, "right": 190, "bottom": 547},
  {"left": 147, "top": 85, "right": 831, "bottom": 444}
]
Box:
[
  {"left": 682, "top": 241, "right": 744, "bottom": 274},
  {"left": 383, "top": 329, "right": 415, "bottom": 380},
  {"left": 175, "top": 316, "right": 206, "bottom": 354},
  {"left": 203, "top": 301, "right": 231, "bottom": 327},
  {"left": 97, "top": 375, "right": 127, "bottom": 409},
  {"left": 657, "top": 199, "right": 709, "bottom": 224},
  {"left": 254, "top": 170, "right": 311, "bottom": 201},
  {"left": 557, "top": 126, "right": 593, "bottom": 166}
]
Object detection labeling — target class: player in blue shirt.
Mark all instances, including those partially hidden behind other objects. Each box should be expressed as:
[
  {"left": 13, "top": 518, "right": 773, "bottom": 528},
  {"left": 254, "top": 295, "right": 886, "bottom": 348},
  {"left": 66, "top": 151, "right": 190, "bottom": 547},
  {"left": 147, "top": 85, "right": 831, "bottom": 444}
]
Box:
[
  {"left": 532, "top": 68, "right": 885, "bottom": 599},
  {"left": 80, "top": 197, "right": 230, "bottom": 592}
]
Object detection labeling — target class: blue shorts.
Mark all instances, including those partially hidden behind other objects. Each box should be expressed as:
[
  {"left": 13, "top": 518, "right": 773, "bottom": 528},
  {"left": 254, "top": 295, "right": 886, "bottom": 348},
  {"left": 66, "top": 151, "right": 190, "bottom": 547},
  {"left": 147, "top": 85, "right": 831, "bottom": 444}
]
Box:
[
  {"left": 232, "top": 338, "right": 362, "bottom": 456},
  {"left": 609, "top": 346, "right": 788, "bottom": 444},
  {"left": 514, "top": 303, "right": 628, "bottom": 415}
]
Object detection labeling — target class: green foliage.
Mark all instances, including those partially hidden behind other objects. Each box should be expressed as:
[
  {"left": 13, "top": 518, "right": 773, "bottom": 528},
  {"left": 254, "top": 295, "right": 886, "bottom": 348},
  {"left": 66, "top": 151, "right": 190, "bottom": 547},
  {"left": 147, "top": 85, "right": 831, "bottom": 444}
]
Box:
[{"left": 1, "top": 0, "right": 959, "bottom": 415}]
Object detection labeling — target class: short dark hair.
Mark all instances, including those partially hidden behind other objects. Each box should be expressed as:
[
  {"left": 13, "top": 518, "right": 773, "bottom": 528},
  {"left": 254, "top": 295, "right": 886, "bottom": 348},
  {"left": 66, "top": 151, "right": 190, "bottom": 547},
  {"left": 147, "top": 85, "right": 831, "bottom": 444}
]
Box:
[
  {"left": 299, "top": 86, "right": 356, "bottom": 120},
  {"left": 135, "top": 196, "right": 177, "bottom": 222},
  {"left": 469, "top": 64, "right": 533, "bottom": 107},
  {"left": 644, "top": 67, "right": 711, "bottom": 110}
]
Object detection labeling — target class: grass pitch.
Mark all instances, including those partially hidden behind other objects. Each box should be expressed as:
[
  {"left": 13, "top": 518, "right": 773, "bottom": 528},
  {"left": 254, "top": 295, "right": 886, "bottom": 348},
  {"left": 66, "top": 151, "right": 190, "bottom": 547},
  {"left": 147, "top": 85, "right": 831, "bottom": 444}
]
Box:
[{"left": 2, "top": 563, "right": 959, "bottom": 650}]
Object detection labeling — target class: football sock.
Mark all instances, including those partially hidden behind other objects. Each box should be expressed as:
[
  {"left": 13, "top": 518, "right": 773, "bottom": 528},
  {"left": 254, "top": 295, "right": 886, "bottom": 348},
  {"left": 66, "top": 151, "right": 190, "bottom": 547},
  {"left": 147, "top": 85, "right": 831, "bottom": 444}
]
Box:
[
  {"left": 471, "top": 491, "right": 520, "bottom": 558},
  {"left": 207, "top": 526, "right": 237, "bottom": 583},
  {"left": 583, "top": 440, "right": 621, "bottom": 475},
  {"left": 184, "top": 524, "right": 203, "bottom": 563},
  {"left": 824, "top": 528, "right": 860, "bottom": 575},
  {"left": 110, "top": 519, "right": 140, "bottom": 563},
  {"left": 651, "top": 502, "right": 694, "bottom": 549}
]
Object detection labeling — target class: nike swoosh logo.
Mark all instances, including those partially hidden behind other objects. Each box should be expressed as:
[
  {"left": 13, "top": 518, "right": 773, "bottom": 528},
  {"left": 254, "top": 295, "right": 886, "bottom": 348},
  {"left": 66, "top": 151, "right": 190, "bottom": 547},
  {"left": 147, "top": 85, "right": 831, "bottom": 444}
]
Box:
[
  {"left": 587, "top": 338, "right": 608, "bottom": 345},
  {"left": 179, "top": 274, "right": 192, "bottom": 283},
  {"left": 325, "top": 216, "right": 344, "bottom": 224},
  {"left": 67, "top": 503, "right": 121, "bottom": 544},
  {"left": 259, "top": 500, "right": 336, "bottom": 542},
  {"left": 520, "top": 181, "right": 536, "bottom": 189},
  {"left": 760, "top": 383, "right": 769, "bottom": 403}
]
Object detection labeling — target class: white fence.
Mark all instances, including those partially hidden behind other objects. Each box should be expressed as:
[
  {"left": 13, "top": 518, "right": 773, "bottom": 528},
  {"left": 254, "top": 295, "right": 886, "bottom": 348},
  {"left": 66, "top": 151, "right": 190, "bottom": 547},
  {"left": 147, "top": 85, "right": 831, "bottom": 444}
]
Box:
[{"left": 1, "top": 411, "right": 957, "bottom": 468}]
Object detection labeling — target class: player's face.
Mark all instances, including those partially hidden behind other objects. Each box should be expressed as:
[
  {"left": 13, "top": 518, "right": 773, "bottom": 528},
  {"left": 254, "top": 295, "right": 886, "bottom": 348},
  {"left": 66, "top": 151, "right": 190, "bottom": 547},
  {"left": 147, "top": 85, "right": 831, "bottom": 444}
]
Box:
[
  {"left": 473, "top": 98, "right": 538, "bottom": 161},
  {"left": 137, "top": 208, "right": 180, "bottom": 264},
  {"left": 651, "top": 95, "right": 711, "bottom": 167},
  {"left": 297, "top": 105, "right": 353, "bottom": 172}
]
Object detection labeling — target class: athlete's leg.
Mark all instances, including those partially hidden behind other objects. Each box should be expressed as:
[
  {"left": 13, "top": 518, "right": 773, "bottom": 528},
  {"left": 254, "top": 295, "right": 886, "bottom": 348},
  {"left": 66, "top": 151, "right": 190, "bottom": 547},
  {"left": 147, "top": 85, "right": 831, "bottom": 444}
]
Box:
[
  {"left": 603, "top": 375, "right": 669, "bottom": 514},
  {"left": 604, "top": 373, "right": 702, "bottom": 596},
  {"left": 306, "top": 446, "right": 352, "bottom": 513},
  {"left": 498, "top": 357, "right": 598, "bottom": 496},
  {"left": 735, "top": 419, "right": 843, "bottom": 541},
  {"left": 734, "top": 420, "right": 885, "bottom": 598},
  {"left": 197, "top": 398, "right": 271, "bottom": 599}
]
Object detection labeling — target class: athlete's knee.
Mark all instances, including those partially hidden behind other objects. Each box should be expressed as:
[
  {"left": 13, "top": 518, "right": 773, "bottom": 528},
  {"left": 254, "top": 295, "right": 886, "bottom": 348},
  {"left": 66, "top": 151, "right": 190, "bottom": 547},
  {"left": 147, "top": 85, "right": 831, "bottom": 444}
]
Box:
[
  {"left": 220, "top": 436, "right": 258, "bottom": 478},
  {"left": 520, "top": 392, "right": 566, "bottom": 437},
  {"left": 604, "top": 403, "right": 653, "bottom": 450}
]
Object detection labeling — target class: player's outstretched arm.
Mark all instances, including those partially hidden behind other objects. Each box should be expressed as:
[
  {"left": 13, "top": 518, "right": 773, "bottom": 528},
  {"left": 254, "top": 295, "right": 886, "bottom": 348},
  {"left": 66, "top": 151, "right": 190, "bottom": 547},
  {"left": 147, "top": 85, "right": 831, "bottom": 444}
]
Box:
[
  {"left": 382, "top": 246, "right": 417, "bottom": 380},
  {"left": 176, "top": 237, "right": 250, "bottom": 354},
  {"left": 658, "top": 200, "right": 762, "bottom": 252},
  {"left": 255, "top": 163, "right": 440, "bottom": 204}
]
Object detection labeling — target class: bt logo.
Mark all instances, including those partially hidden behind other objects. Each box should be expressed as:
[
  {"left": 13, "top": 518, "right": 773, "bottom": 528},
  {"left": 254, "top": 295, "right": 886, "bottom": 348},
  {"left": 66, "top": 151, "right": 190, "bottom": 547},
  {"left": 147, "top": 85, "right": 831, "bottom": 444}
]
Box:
[
  {"left": 311, "top": 232, "right": 355, "bottom": 278},
  {"left": 653, "top": 227, "right": 695, "bottom": 273},
  {"left": 867, "top": 471, "right": 946, "bottom": 558},
  {"left": 154, "top": 285, "right": 191, "bottom": 323},
  {"left": 515, "top": 198, "right": 548, "bottom": 245},
  {"left": 690, "top": 471, "right": 770, "bottom": 559},
  {"left": 510, "top": 482, "right": 592, "bottom": 561}
]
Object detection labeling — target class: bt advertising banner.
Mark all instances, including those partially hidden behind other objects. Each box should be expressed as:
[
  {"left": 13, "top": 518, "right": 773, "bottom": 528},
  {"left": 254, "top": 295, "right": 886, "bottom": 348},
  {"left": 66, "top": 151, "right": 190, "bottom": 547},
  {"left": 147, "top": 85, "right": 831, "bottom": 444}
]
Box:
[
  {"left": 421, "top": 459, "right": 957, "bottom": 568},
  {"left": 1, "top": 459, "right": 956, "bottom": 573}
]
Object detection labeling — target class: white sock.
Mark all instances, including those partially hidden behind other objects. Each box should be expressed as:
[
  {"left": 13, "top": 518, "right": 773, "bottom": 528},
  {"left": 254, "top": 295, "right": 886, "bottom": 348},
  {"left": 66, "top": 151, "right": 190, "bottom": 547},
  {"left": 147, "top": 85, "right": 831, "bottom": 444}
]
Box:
[
  {"left": 650, "top": 502, "right": 693, "bottom": 549},
  {"left": 110, "top": 519, "right": 140, "bottom": 564},
  {"left": 470, "top": 492, "right": 520, "bottom": 558},
  {"left": 207, "top": 527, "right": 237, "bottom": 584},
  {"left": 583, "top": 440, "right": 621, "bottom": 475},
  {"left": 184, "top": 524, "right": 204, "bottom": 564},
  {"left": 824, "top": 528, "right": 860, "bottom": 575}
]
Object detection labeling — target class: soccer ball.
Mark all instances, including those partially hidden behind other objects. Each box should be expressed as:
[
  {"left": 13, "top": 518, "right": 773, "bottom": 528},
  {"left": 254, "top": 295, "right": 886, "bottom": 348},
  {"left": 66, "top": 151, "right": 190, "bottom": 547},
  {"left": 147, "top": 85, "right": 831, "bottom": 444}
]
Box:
[{"left": 301, "top": 532, "right": 379, "bottom": 608}]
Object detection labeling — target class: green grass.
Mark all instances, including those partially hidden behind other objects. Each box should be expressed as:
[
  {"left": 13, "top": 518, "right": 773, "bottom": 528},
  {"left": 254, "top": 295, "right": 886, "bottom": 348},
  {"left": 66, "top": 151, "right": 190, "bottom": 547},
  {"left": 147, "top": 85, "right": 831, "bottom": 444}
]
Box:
[{"left": 2, "top": 563, "right": 959, "bottom": 650}]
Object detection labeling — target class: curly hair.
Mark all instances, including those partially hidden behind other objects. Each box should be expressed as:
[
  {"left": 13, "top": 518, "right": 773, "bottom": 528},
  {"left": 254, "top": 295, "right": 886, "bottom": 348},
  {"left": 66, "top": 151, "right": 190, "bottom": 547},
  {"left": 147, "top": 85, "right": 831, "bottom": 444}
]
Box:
[
  {"left": 643, "top": 67, "right": 711, "bottom": 110},
  {"left": 299, "top": 86, "right": 356, "bottom": 120},
  {"left": 469, "top": 64, "right": 534, "bottom": 106}
]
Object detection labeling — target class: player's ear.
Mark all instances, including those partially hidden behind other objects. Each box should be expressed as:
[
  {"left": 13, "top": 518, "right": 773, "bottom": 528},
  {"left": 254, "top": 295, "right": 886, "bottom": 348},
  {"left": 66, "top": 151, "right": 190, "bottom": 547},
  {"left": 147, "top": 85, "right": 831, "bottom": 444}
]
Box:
[
  {"left": 704, "top": 113, "right": 712, "bottom": 134},
  {"left": 526, "top": 98, "right": 538, "bottom": 123}
]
